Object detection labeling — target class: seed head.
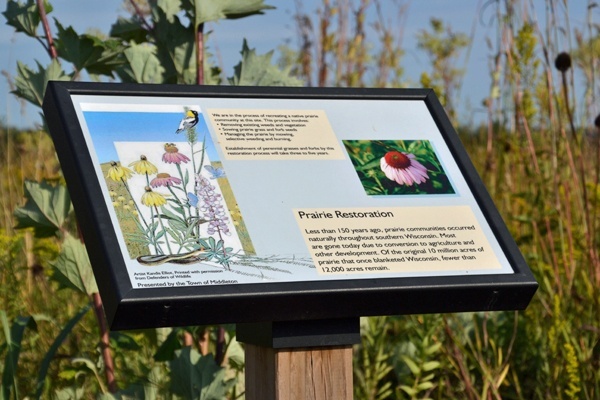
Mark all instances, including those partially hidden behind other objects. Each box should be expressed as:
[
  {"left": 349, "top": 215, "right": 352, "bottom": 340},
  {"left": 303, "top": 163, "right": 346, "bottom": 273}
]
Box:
[{"left": 554, "top": 52, "right": 571, "bottom": 72}]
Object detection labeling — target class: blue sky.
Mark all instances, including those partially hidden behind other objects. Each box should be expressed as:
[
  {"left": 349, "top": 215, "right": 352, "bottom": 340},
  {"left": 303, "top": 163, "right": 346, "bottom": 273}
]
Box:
[
  {"left": 83, "top": 111, "right": 216, "bottom": 163},
  {"left": 1, "top": 1, "right": 596, "bottom": 129}
]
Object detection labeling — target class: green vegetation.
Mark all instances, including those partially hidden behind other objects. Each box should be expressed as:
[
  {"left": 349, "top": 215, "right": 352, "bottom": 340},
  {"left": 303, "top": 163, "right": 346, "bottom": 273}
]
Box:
[{"left": 1, "top": 0, "right": 599, "bottom": 398}]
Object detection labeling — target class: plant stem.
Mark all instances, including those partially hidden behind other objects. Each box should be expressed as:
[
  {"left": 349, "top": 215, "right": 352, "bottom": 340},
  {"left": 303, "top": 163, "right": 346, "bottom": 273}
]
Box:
[
  {"left": 92, "top": 292, "right": 117, "bottom": 393},
  {"left": 196, "top": 22, "right": 204, "bottom": 85},
  {"left": 128, "top": 0, "right": 153, "bottom": 32},
  {"left": 36, "top": 0, "right": 58, "bottom": 59},
  {"left": 154, "top": 205, "right": 173, "bottom": 255}
]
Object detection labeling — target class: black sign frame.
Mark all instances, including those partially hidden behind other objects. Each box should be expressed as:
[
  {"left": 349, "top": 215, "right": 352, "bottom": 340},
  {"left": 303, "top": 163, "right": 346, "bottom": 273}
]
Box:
[{"left": 43, "top": 81, "right": 537, "bottom": 330}]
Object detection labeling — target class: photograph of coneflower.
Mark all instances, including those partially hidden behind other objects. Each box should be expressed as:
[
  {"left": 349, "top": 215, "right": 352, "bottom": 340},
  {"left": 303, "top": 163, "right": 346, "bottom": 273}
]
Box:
[{"left": 343, "top": 139, "right": 455, "bottom": 196}]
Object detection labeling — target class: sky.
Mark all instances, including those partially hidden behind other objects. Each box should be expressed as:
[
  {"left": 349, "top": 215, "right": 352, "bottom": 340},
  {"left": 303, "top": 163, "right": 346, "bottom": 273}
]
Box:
[{"left": 1, "top": 0, "right": 597, "bottom": 129}]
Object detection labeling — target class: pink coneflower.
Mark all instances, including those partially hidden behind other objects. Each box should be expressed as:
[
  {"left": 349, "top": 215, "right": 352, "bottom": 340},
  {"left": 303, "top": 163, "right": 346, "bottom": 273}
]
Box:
[
  {"left": 380, "top": 151, "right": 429, "bottom": 186},
  {"left": 150, "top": 173, "right": 182, "bottom": 188},
  {"left": 162, "top": 143, "right": 190, "bottom": 164}
]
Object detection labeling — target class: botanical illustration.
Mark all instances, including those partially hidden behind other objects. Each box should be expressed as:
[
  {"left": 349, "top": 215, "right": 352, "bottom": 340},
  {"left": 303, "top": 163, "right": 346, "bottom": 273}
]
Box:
[
  {"left": 344, "top": 139, "right": 455, "bottom": 195},
  {"left": 88, "top": 107, "right": 314, "bottom": 278},
  {"left": 100, "top": 109, "right": 248, "bottom": 270}
]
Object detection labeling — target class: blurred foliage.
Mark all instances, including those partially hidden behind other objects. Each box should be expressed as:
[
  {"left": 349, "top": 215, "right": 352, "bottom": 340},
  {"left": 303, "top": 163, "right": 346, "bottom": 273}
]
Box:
[{"left": 1, "top": 0, "right": 600, "bottom": 398}]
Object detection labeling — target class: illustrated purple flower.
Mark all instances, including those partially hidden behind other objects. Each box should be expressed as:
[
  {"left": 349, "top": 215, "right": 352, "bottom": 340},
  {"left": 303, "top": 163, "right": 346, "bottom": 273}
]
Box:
[
  {"left": 380, "top": 151, "right": 429, "bottom": 186},
  {"left": 150, "top": 173, "right": 182, "bottom": 188},
  {"left": 194, "top": 174, "right": 230, "bottom": 237},
  {"left": 162, "top": 143, "right": 191, "bottom": 164}
]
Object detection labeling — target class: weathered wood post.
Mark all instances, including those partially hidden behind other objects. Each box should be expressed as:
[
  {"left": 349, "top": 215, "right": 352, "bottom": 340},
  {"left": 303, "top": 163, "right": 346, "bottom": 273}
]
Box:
[{"left": 238, "top": 319, "right": 360, "bottom": 400}]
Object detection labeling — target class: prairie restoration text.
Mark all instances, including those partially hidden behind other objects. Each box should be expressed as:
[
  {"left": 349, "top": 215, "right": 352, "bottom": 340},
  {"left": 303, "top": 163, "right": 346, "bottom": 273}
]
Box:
[{"left": 297, "top": 209, "right": 395, "bottom": 219}]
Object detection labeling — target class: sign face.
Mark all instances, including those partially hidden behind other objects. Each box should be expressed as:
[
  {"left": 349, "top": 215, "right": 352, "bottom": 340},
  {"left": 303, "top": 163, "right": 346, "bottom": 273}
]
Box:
[{"left": 43, "top": 82, "right": 537, "bottom": 329}]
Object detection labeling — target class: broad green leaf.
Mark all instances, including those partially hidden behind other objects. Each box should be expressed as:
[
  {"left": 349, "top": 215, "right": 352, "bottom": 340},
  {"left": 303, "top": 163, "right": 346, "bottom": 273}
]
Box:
[
  {"left": 34, "top": 303, "right": 91, "bottom": 400},
  {"left": 182, "top": 0, "right": 274, "bottom": 28},
  {"left": 3, "top": 0, "right": 52, "bottom": 37},
  {"left": 53, "top": 387, "right": 85, "bottom": 400},
  {"left": 399, "top": 384, "right": 417, "bottom": 397},
  {"left": 117, "top": 42, "right": 165, "bottom": 84},
  {"left": 109, "top": 16, "right": 148, "bottom": 43},
  {"left": 417, "top": 381, "right": 435, "bottom": 390},
  {"left": 12, "top": 59, "right": 71, "bottom": 107},
  {"left": 109, "top": 331, "right": 142, "bottom": 351},
  {"left": 169, "top": 347, "right": 203, "bottom": 399},
  {"left": 152, "top": 5, "right": 194, "bottom": 83},
  {"left": 225, "top": 335, "right": 244, "bottom": 369},
  {"left": 169, "top": 347, "right": 234, "bottom": 400},
  {"left": 1, "top": 312, "right": 36, "bottom": 400},
  {"left": 400, "top": 355, "right": 421, "bottom": 375},
  {"left": 229, "top": 40, "right": 303, "bottom": 87},
  {"left": 55, "top": 22, "right": 104, "bottom": 72},
  {"left": 71, "top": 357, "right": 106, "bottom": 392},
  {"left": 422, "top": 360, "right": 441, "bottom": 371},
  {"left": 14, "top": 180, "right": 73, "bottom": 237},
  {"left": 157, "top": 0, "right": 182, "bottom": 22},
  {"left": 50, "top": 233, "right": 98, "bottom": 295},
  {"left": 153, "top": 328, "right": 182, "bottom": 361},
  {"left": 54, "top": 21, "right": 124, "bottom": 76}
]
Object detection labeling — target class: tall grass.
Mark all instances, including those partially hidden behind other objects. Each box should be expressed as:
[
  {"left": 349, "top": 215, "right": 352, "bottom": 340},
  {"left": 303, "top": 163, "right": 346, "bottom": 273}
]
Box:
[
  {"left": 0, "top": 0, "right": 598, "bottom": 398},
  {"left": 290, "top": 0, "right": 599, "bottom": 398}
]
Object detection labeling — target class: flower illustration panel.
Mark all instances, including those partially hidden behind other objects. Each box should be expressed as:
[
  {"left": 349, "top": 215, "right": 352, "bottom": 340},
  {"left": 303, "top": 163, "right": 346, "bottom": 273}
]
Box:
[
  {"left": 343, "top": 140, "right": 455, "bottom": 196},
  {"left": 85, "top": 109, "right": 255, "bottom": 269}
]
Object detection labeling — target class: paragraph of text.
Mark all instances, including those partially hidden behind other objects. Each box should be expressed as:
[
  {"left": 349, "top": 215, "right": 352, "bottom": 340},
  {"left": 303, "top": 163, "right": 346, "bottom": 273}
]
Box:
[
  {"left": 206, "top": 109, "right": 344, "bottom": 160},
  {"left": 294, "top": 206, "right": 503, "bottom": 275}
]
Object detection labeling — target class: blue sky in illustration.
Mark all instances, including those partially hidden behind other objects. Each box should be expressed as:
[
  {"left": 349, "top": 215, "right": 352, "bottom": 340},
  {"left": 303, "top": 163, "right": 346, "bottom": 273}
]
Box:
[{"left": 82, "top": 111, "right": 218, "bottom": 163}]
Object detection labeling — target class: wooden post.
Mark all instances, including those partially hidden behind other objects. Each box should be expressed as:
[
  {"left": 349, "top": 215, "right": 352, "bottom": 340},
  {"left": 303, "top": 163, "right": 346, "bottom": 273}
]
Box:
[
  {"left": 237, "top": 318, "right": 360, "bottom": 400},
  {"left": 245, "top": 344, "right": 353, "bottom": 400}
]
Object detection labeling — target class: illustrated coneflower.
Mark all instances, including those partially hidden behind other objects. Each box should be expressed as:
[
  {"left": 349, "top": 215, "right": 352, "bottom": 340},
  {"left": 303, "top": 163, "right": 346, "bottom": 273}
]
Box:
[
  {"left": 150, "top": 173, "right": 182, "bottom": 188},
  {"left": 129, "top": 155, "right": 158, "bottom": 175},
  {"left": 106, "top": 161, "right": 133, "bottom": 182},
  {"left": 162, "top": 143, "right": 191, "bottom": 164},
  {"left": 141, "top": 186, "right": 167, "bottom": 207},
  {"left": 380, "top": 151, "right": 429, "bottom": 186}
]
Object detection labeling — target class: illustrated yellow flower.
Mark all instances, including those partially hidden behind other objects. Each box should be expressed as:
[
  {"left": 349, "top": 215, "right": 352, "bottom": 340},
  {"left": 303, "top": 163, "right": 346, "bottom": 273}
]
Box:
[
  {"left": 106, "top": 161, "right": 133, "bottom": 182},
  {"left": 129, "top": 155, "right": 158, "bottom": 175},
  {"left": 141, "top": 186, "right": 167, "bottom": 207}
]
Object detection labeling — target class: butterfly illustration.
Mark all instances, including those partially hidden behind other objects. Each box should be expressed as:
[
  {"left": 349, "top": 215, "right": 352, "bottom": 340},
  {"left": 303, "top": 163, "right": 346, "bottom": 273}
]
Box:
[
  {"left": 204, "top": 165, "right": 226, "bottom": 179},
  {"left": 187, "top": 192, "right": 199, "bottom": 207}
]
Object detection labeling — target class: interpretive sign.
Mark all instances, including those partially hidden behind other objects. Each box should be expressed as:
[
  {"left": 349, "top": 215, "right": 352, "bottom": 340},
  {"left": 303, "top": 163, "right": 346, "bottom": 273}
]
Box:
[{"left": 43, "top": 82, "right": 537, "bottom": 329}]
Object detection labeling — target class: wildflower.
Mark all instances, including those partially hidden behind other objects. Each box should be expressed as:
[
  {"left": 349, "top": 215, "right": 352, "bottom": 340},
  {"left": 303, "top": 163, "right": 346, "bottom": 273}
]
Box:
[
  {"left": 129, "top": 155, "right": 158, "bottom": 175},
  {"left": 194, "top": 175, "right": 231, "bottom": 236},
  {"left": 380, "top": 151, "right": 429, "bottom": 186},
  {"left": 141, "top": 186, "right": 167, "bottom": 207},
  {"left": 106, "top": 161, "right": 133, "bottom": 182},
  {"left": 117, "top": 196, "right": 125, "bottom": 203},
  {"left": 162, "top": 143, "right": 191, "bottom": 164},
  {"left": 554, "top": 52, "right": 571, "bottom": 72},
  {"left": 150, "top": 173, "right": 182, "bottom": 188}
]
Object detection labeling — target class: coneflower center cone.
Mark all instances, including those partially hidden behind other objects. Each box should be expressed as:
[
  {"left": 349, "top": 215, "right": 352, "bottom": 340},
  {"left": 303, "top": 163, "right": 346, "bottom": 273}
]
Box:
[{"left": 384, "top": 151, "right": 411, "bottom": 169}]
